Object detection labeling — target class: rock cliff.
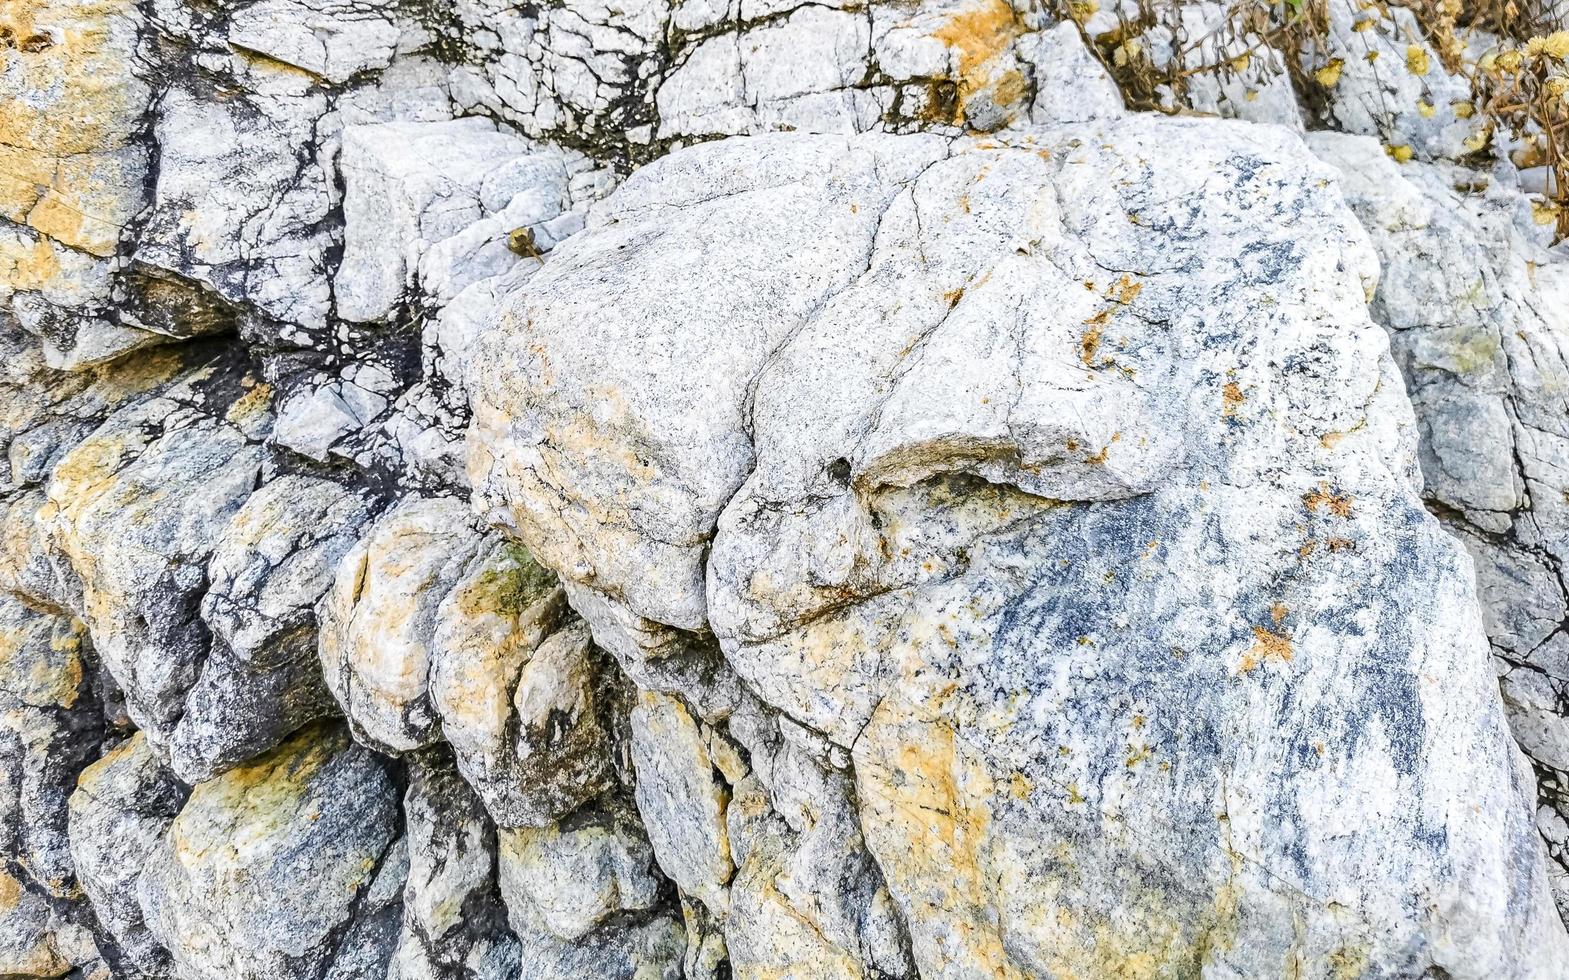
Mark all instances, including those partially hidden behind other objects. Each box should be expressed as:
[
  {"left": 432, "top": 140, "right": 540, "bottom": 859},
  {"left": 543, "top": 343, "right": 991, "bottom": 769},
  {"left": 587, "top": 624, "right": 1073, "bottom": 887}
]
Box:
[{"left": 5, "top": 0, "right": 1569, "bottom": 977}]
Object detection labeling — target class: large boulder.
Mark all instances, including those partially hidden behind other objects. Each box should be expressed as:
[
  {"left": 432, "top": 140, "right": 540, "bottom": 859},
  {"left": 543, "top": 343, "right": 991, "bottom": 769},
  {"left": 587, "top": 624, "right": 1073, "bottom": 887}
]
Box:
[
  {"left": 137, "top": 722, "right": 404, "bottom": 980},
  {"left": 468, "top": 119, "right": 1569, "bottom": 975}
]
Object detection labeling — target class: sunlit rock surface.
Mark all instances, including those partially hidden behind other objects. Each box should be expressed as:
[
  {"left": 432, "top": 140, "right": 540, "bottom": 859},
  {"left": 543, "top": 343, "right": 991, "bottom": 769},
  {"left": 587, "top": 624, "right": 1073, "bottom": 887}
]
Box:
[{"left": 5, "top": 0, "right": 1569, "bottom": 973}]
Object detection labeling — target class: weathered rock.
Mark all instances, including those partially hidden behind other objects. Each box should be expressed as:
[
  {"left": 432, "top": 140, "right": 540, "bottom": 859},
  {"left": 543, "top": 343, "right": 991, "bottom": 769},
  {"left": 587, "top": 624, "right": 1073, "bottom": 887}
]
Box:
[
  {"left": 138, "top": 723, "right": 403, "bottom": 980},
  {"left": 0, "top": 0, "right": 156, "bottom": 369},
  {"left": 37, "top": 357, "right": 271, "bottom": 748},
  {"left": 1309, "top": 129, "right": 1569, "bottom": 917},
  {"left": 468, "top": 120, "right": 1569, "bottom": 975},
  {"left": 467, "top": 130, "right": 950, "bottom": 629},
  {"left": 135, "top": 78, "right": 334, "bottom": 335},
  {"left": 389, "top": 749, "right": 519, "bottom": 980},
  {"left": 497, "top": 794, "right": 685, "bottom": 980},
  {"left": 167, "top": 475, "right": 375, "bottom": 782},
  {"left": 10, "top": 0, "right": 1569, "bottom": 968},
  {"left": 0, "top": 597, "right": 97, "bottom": 897},
  {"left": 496, "top": 795, "right": 664, "bottom": 941},
  {"left": 336, "top": 119, "right": 578, "bottom": 323},
  {"left": 226, "top": 0, "right": 401, "bottom": 83},
  {"left": 318, "top": 495, "right": 486, "bottom": 753},
  {"left": 628, "top": 690, "right": 733, "bottom": 914},
  {"left": 67, "top": 733, "right": 184, "bottom": 979},
  {"left": 429, "top": 539, "right": 614, "bottom": 826}
]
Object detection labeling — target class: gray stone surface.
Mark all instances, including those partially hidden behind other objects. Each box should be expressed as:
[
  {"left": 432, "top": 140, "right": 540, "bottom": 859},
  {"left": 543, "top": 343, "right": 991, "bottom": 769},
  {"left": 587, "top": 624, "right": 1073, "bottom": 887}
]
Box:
[
  {"left": 468, "top": 120, "right": 1569, "bottom": 975},
  {"left": 138, "top": 723, "right": 403, "bottom": 980},
  {"left": 6, "top": 0, "right": 1569, "bottom": 972}
]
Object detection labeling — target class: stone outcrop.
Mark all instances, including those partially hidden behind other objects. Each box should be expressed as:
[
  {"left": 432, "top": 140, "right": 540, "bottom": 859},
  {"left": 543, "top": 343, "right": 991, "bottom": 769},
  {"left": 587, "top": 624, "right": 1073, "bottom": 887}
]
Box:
[
  {"left": 5, "top": 0, "right": 1569, "bottom": 975},
  {"left": 467, "top": 119, "right": 1568, "bottom": 976}
]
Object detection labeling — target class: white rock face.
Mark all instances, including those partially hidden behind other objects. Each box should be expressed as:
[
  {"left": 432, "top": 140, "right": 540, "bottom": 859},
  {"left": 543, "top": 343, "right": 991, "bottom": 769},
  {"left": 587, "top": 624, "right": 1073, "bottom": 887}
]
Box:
[
  {"left": 10, "top": 0, "right": 1569, "bottom": 970},
  {"left": 468, "top": 119, "right": 1569, "bottom": 975},
  {"left": 336, "top": 119, "right": 578, "bottom": 322},
  {"left": 1309, "top": 129, "right": 1569, "bottom": 915}
]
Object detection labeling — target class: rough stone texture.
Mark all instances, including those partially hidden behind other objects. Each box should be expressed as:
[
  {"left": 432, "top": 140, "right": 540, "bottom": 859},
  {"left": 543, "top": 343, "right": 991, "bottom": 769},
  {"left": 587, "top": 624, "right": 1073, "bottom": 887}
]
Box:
[
  {"left": 430, "top": 540, "right": 615, "bottom": 827},
  {"left": 138, "top": 723, "right": 403, "bottom": 980},
  {"left": 170, "top": 474, "right": 375, "bottom": 782},
  {"left": 38, "top": 356, "right": 271, "bottom": 749},
  {"left": 497, "top": 797, "right": 687, "bottom": 980},
  {"left": 1310, "top": 129, "right": 1569, "bottom": 919},
  {"left": 390, "top": 748, "right": 519, "bottom": 980},
  {"left": 6, "top": 0, "right": 1569, "bottom": 972},
  {"left": 68, "top": 733, "right": 185, "bottom": 979},
  {"left": 469, "top": 121, "right": 1569, "bottom": 975},
  {"left": 318, "top": 495, "right": 487, "bottom": 753}
]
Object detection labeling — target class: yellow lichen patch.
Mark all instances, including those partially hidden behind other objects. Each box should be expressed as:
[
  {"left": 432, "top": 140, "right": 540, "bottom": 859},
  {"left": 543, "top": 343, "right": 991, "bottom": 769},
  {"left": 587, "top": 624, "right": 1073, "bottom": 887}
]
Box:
[
  {"left": 993, "top": 68, "right": 1027, "bottom": 107},
  {"left": 171, "top": 723, "right": 345, "bottom": 868},
  {"left": 224, "top": 381, "right": 274, "bottom": 426},
  {"left": 0, "top": 0, "right": 147, "bottom": 156},
  {"left": 1319, "top": 431, "right": 1344, "bottom": 449},
  {"left": 0, "top": 614, "right": 82, "bottom": 710},
  {"left": 1385, "top": 144, "right": 1414, "bottom": 164},
  {"left": 25, "top": 151, "right": 141, "bottom": 255},
  {"left": 0, "top": 144, "right": 51, "bottom": 220},
  {"left": 854, "top": 700, "right": 1023, "bottom": 979},
  {"left": 996, "top": 837, "right": 1236, "bottom": 980},
  {"left": 1221, "top": 381, "right": 1245, "bottom": 418},
  {"left": 932, "top": 0, "right": 1027, "bottom": 126},
  {"left": 0, "top": 232, "right": 62, "bottom": 292},
  {"left": 1238, "top": 625, "right": 1293, "bottom": 674},
  {"left": 1269, "top": 602, "right": 1288, "bottom": 625},
  {"left": 0, "top": 0, "right": 151, "bottom": 266},
  {"left": 0, "top": 869, "right": 69, "bottom": 975},
  {"left": 1080, "top": 310, "right": 1108, "bottom": 367},
  {"left": 1302, "top": 485, "right": 1353, "bottom": 518}
]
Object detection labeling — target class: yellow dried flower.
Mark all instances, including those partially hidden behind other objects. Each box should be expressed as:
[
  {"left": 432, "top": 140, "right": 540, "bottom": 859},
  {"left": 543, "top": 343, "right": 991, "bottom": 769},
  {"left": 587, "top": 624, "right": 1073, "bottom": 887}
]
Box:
[
  {"left": 1525, "top": 32, "right": 1569, "bottom": 60},
  {"left": 1406, "top": 45, "right": 1430, "bottom": 76},
  {"left": 1386, "top": 144, "right": 1414, "bottom": 163},
  {"left": 1314, "top": 58, "right": 1344, "bottom": 87}
]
